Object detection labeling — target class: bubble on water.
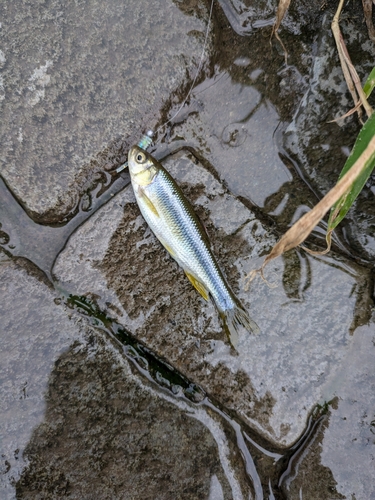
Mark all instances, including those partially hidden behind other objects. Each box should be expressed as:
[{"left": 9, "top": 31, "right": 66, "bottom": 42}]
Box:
[{"left": 221, "top": 123, "right": 248, "bottom": 147}]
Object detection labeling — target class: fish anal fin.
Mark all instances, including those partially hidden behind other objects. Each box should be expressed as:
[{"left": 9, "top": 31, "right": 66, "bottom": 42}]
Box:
[
  {"left": 138, "top": 186, "right": 159, "bottom": 217},
  {"left": 184, "top": 271, "right": 209, "bottom": 301},
  {"left": 163, "top": 242, "right": 176, "bottom": 259}
]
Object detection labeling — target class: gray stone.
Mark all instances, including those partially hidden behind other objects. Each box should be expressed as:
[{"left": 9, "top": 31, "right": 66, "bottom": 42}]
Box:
[
  {"left": 2, "top": 0, "right": 375, "bottom": 495},
  {"left": 159, "top": 69, "right": 293, "bottom": 209},
  {"left": 216, "top": 0, "right": 324, "bottom": 36},
  {"left": 280, "top": 321, "right": 375, "bottom": 499},
  {"left": 320, "top": 322, "right": 375, "bottom": 499},
  {"left": 0, "top": 0, "right": 211, "bottom": 222},
  {"left": 0, "top": 259, "right": 85, "bottom": 499},
  {"left": 216, "top": 0, "right": 273, "bottom": 35},
  {"left": 54, "top": 150, "right": 372, "bottom": 448},
  {"left": 0, "top": 259, "right": 252, "bottom": 499},
  {"left": 0, "top": 168, "right": 127, "bottom": 279},
  {"left": 278, "top": 412, "right": 346, "bottom": 499},
  {"left": 284, "top": 12, "right": 375, "bottom": 261}
]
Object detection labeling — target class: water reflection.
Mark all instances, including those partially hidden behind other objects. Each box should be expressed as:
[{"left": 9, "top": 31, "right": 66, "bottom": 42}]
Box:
[
  {"left": 14, "top": 331, "right": 241, "bottom": 499},
  {"left": 0, "top": 174, "right": 128, "bottom": 280},
  {"left": 216, "top": 0, "right": 274, "bottom": 35},
  {"left": 163, "top": 70, "right": 292, "bottom": 207},
  {"left": 281, "top": 249, "right": 312, "bottom": 303}
]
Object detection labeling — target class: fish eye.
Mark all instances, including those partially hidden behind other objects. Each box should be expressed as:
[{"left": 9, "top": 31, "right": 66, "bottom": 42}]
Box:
[{"left": 136, "top": 152, "right": 146, "bottom": 163}]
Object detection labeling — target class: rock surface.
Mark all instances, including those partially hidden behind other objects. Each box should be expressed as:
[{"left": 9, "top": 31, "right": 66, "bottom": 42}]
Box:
[
  {"left": 2, "top": 0, "right": 375, "bottom": 497},
  {"left": 0, "top": 258, "right": 251, "bottom": 500},
  {"left": 54, "top": 150, "right": 372, "bottom": 449},
  {"left": 0, "top": 0, "right": 210, "bottom": 222},
  {"left": 281, "top": 322, "right": 375, "bottom": 499}
]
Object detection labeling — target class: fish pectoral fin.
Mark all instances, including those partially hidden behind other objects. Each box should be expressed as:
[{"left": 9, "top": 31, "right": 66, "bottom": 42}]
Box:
[
  {"left": 138, "top": 186, "right": 159, "bottom": 217},
  {"left": 184, "top": 271, "right": 209, "bottom": 301}
]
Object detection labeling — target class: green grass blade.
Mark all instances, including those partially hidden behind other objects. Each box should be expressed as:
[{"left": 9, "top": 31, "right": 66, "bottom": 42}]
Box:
[
  {"left": 327, "top": 111, "right": 375, "bottom": 233},
  {"left": 363, "top": 67, "right": 375, "bottom": 98}
]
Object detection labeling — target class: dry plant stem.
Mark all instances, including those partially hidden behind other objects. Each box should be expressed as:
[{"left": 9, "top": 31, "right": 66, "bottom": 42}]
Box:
[
  {"left": 245, "top": 135, "right": 375, "bottom": 283},
  {"left": 329, "top": 100, "right": 361, "bottom": 122},
  {"left": 339, "top": 32, "right": 373, "bottom": 118},
  {"left": 331, "top": 0, "right": 361, "bottom": 120},
  {"left": 271, "top": 0, "right": 291, "bottom": 64},
  {"left": 332, "top": 0, "right": 373, "bottom": 120},
  {"left": 302, "top": 204, "right": 342, "bottom": 256},
  {"left": 362, "top": 0, "right": 375, "bottom": 41}
]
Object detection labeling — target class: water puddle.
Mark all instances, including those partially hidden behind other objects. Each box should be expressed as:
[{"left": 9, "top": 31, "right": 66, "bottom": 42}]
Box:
[
  {"left": 159, "top": 69, "right": 292, "bottom": 208},
  {"left": 57, "top": 291, "right": 336, "bottom": 499},
  {"left": 0, "top": 174, "right": 128, "bottom": 279},
  {"left": 1, "top": 0, "right": 375, "bottom": 498}
]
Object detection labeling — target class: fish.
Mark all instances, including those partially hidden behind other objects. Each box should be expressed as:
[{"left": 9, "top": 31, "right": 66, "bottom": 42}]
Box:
[{"left": 127, "top": 145, "right": 259, "bottom": 347}]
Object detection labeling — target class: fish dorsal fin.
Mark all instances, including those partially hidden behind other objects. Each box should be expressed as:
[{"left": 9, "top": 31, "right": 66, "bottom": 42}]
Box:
[
  {"left": 184, "top": 270, "right": 209, "bottom": 301},
  {"left": 199, "top": 218, "right": 211, "bottom": 247},
  {"left": 138, "top": 186, "right": 159, "bottom": 217}
]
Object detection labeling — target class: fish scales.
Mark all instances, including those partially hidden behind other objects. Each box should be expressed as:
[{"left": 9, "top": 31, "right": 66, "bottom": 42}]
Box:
[
  {"left": 127, "top": 145, "right": 259, "bottom": 347},
  {"left": 144, "top": 168, "right": 233, "bottom": 310}
]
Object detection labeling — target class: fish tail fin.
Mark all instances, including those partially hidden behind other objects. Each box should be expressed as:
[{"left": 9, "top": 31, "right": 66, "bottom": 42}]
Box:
[{"left": 220, "top": 303, "right": 259, "bottom": 349}]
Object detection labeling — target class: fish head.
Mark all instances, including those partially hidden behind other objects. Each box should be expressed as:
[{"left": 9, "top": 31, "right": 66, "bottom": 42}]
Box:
[{"left": 128, "top": 145, "right": 158, "bottom": 186}]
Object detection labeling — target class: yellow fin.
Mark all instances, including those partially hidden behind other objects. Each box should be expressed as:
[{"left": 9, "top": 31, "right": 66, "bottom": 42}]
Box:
[
  {"left": 163, "top": 242, "right": 176, "bottom": 258},
  {"left": 184, "top": 271, "right": 209, "bottom": 301},
  {"left": 157, "top": 235, "right": 176, "bottom": 259},
  {"left": 138, "top": 187, "right": 159, "bottom": 217}
]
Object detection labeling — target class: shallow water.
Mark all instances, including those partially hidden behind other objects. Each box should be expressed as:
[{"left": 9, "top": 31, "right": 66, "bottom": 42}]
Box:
[{"left": 1, "top": 0, "right": 375, "bottom": 498}]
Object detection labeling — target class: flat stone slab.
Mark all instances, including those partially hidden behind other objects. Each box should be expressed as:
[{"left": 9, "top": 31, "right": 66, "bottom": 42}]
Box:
[
  {"left": 0, "top": 259, "right": 85, "bottom": 498},
  {"left": 0, "top": 0, "right": 210, "bottom": 222},
  {"left": 54, "top": 150, "right": 370, "bottom": 447},
  {"left": 319, "top": 322, "right": 375, "bottom": 499},
  {"left": 0, "top": 257, "right": 253, "bottom": 500},
  {"left": 280, "top": 321, "right": 375, "bottom": 499}
]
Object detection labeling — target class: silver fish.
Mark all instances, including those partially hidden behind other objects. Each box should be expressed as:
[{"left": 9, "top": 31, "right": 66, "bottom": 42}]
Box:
[{"left": 127, "top": 145, "right": 259, "bottom": 347}]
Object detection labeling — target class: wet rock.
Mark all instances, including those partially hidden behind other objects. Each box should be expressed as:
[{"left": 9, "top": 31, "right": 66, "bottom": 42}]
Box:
[
  {"left": 279, "top": 413, "right": 346, "bottom": 499},
  {"left": 280, "top": 322, "right": 375, "bottom": 499},
  {"left": 15, "top": 334, "right": 241, "bottom": 500},
  {"left": 216, "top": 0, "right": 323, "bottom": 37},
  {"left": 216, "top": 0, "right": 273, "bottom": 36},
  {"left": 283, "top": 10, "right": 375, "bottom": 261},
  {"left": 3, "top": 0, "right": 375, "bottom": 495},
  {"left": 162, "top": 73, "right": 293, "bottom": 208},
  {"left": 0, "top": 0, "right": 211, "bottom": 223},
  {"left": 0, "top": 167, "right": 128, "bottom": 278},
  {"left": 53, "top": 150, "right": 372, "bottom": 448},
  {"left": 0, "top": 258, "right": 253, "bottom": 499},
  {"left": 320, "top": 322, "right": 375, "bottom": 499},
  {"left": 0, "top": 259, "right": 85, "bottom": 498}
]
